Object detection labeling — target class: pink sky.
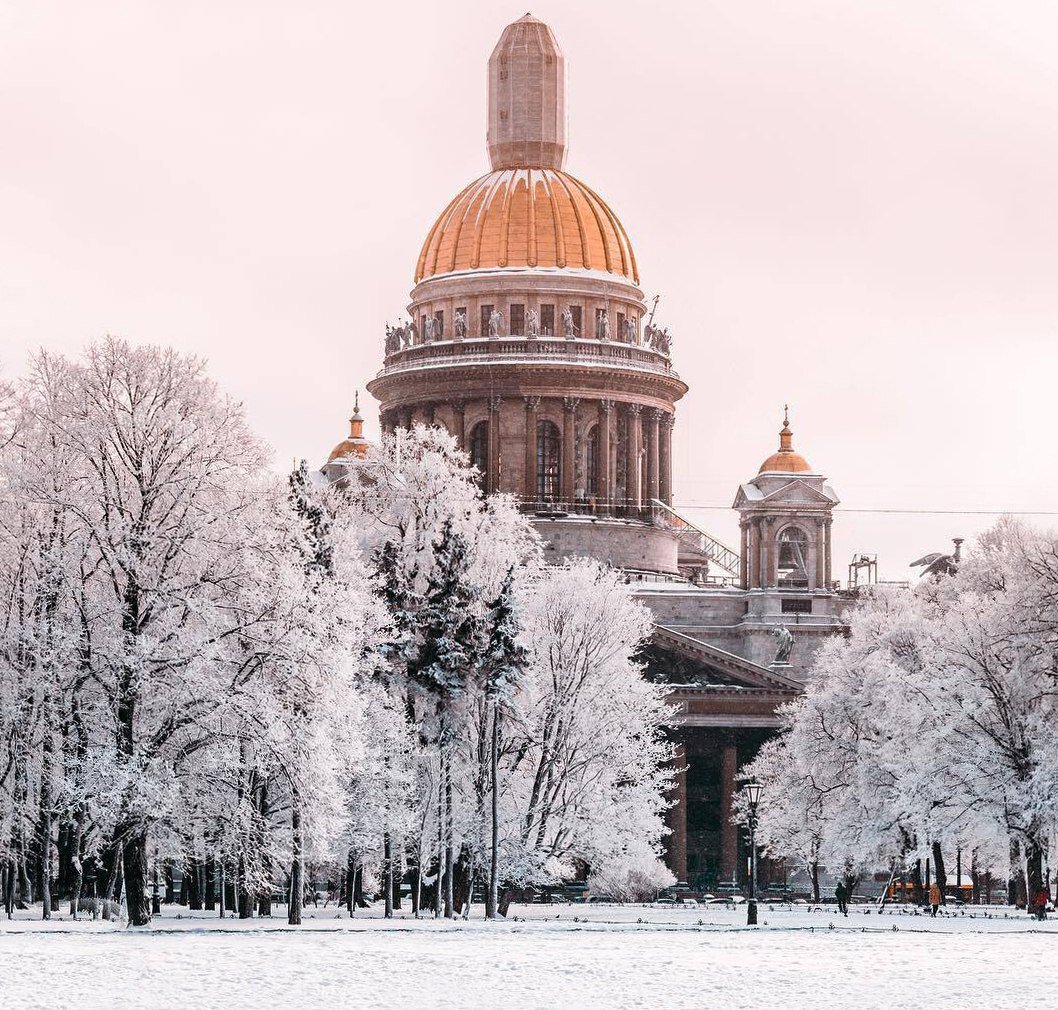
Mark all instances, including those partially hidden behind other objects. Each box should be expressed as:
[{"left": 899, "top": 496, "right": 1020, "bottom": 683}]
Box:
[{"left": 1, "top": 1, "right": 1056, "bottom": 579}]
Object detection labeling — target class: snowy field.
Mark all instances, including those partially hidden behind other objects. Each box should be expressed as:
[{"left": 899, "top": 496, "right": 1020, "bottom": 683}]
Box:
[{"left": 2, "top": 902, "right": 1055, "bottom": 1010}]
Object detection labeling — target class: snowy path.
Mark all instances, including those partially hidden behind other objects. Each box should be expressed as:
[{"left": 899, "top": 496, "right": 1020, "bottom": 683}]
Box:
[{"left": 2, "top": 904, "right": 1054, "bottom": 1009}]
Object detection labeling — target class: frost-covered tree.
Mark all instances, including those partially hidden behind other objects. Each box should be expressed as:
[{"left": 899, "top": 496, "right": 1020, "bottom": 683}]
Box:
[{"left": 746, "top": 520, "right": 1058, "bottom": 910}]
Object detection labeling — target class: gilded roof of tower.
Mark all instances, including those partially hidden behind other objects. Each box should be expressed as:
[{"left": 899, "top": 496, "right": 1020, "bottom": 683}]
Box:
[
  {"left": 758, "top": 409, "right": 814, "bottom": 474},
  {"left": 414, "top": 168, "right": 639, "bottom": 284}
]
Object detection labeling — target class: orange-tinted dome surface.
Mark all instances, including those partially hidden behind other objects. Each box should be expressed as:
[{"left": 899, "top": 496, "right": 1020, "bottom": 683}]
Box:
[
  {"left": 327, "top": 396, "right": 370, "bottom": 463},
  {"left": 415, "top": 168, "right": 639, "bottom": 284},
  {"left": 758, "top": 410, "right": 813, "bottom": 474}
]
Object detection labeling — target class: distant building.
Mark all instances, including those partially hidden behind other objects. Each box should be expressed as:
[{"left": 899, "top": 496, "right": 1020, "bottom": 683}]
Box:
[{"left": 329, "top": 14, "right": 853, "bottom": 892}]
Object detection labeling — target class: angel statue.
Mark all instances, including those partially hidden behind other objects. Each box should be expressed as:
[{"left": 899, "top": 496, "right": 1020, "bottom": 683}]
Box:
[
  {"left": 488, "top": 309, "right": 503, "bottom": 338},
  {"left": 526, "top": 308, "right": 540, "bottom": 339},
  {"left": 910, "top": 538, "right": 963, "bottom": 579},
  {"left": 424, "top": 316, "right": 436, "bottom": 343},
  {"left": 403, "top": 320, "right": 417, "bottom": 347},
  {"left": 453, "top": 309, "right": 468, "bottom": 339},
  {"left": 771, "top": 624, "right": 794, "bottom": 665},
  {"left": 626, "top": 317, "right": 637, "bottom": 344},
  {"left": 384, "top": 324, "right": 401, "bottom": 354},
  {"left": 598, "top": 310, "right": 610, "bottom": 340},
  {"left": 562, "top": 307, "right": 577, "bottom": 338}
]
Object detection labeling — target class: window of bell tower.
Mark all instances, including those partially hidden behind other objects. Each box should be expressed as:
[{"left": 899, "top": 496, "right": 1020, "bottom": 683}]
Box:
[{"left": 777, "top": 526, "right": 809, "bottom": 588}]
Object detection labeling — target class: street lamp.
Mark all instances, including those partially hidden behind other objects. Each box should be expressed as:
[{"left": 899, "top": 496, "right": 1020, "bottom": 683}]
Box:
[{"left": 745, "top": 781, "right": 762, "bottom": 925}]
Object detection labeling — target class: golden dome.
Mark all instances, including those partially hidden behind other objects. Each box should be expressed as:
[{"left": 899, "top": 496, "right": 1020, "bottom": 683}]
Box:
[
  {"left": 758, "top": 407, "right": 813, "bottom": 474},
  {"left": 327, "top": 393, "right": 370, "bottom": 463},
  {"left": 415, "top": 168, "right": 639, "bottom": 284}
]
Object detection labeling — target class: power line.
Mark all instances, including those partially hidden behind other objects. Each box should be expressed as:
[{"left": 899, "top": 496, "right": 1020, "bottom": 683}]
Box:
[{"left": 677, "top": 504, "right": 1058, "bottom": 517}]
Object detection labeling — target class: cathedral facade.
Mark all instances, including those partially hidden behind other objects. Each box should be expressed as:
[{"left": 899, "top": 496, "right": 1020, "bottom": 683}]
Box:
[{"left": 332, "top": 14, "right": 853, "bottom": 893}]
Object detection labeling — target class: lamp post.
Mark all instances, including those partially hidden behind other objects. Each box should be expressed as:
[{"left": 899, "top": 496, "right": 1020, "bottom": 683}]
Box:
[{"left": 745, "top": 781, "right": 762, "bottom": 926}]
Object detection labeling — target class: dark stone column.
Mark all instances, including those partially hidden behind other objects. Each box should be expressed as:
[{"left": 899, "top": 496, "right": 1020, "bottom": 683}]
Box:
[
  {"left": 561, "top": 397, "right": 578, "bottom": 507},
  {"left": 720, "top": 741, "right": 739, "bottom": 887},
  {"left": 824, "top": 517, "right": 833, "bottom": 588},
  {"left": 664, "top": 744, "right": 689, "bottom": 884},
  {"left": 487, "top": 396, "right": 502, "bottom": 493},
  {"left": 764, "top": 517, "right": 777, "bottom": 588},
  {"left": 659, "top": 412, "right": 674, "bottom": 505},
  {"left": 450, "top": 399, "right": 465, "bottom": 449},
  {"left": 646, "top": 409, "right": 661, "bottom": 504},
  {"left": 625, "top": 404, "right": 642, "bottom": 511},
  {"left": 524, "top": 396, "right": 540, "bottom": 504},
  {"left": 740, "top": 521, "right": 749, "bottom": 590},
  {"left": 598, "top": 399, "right": 613, "bottom": 511}
]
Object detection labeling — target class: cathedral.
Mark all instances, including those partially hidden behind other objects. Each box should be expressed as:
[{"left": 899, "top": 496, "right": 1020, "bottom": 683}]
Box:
[{"left": 326, "top": 14, "right": 853, "bottom": 893}]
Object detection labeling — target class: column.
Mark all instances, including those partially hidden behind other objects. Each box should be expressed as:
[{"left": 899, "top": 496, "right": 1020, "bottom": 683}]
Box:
[
  {"left": 747, "top": 519, "right": 760, "bottom": 589},
  {"left": 663, "top": 743, "right": 689, "bottom": 885},
  {"left": 399, "top": 407, "right": 413, "bottom": 429},
  {"left": 598, "top": 399, "right": 613, "bottom": 511},
  {"left": 813, "top": 517, "right": 826, "bottom": 591},
  {"left": 720, "top": 740, "right": 739, "bottom": 887},
  {"left": 524, "top": 396, "right": 540, "bottom": 504},
  {"left": 646, "top": 408, "right": 661, "bottom": 504},
  {"left": 824, "top": 517, "right": 833, "bottom": 588},
  {"left": 561, "top": 397, "right": 578, "bottom": 507},
  {"left": 764, "top": 518, "right": 777, "bottom": 588},
  {"left": 449, "top": 400, "right": 465, "bottom": 449},
  {"left": 659, "top": 412, "right": 674, "bottom": 504},
  {"left": 487, "top": 396, "right": 502, "bottom": 493},
  {"left": 740, "top": 522, "right": 750, "bottom": 590},
  {"left": 625, "top": 404, "right": 642, "bottom": 512}
]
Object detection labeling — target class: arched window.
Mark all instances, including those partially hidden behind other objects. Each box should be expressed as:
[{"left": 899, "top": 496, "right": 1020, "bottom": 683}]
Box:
[
  {"left": 469, "top": 421, "right": 489, "bottom": 487},
  {"left": 777, "top": 526, "right": 809, "bottom": 588},
  {"left": 536, "top": 419, "right": 561, "bottom": 503},
  {"left": 585, "top": 424, "right": 600, "bottom": 500}
]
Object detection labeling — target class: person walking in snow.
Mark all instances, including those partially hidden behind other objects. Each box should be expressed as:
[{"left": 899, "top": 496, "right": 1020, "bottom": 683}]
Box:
[
  {"left": 834, "top": 881, "right": 848, "bottom": 916},
  {"left": 1032, "top": 888, "right": 1049, "bottom": 921},
  {"left": 929, "top": 882, "right": 942, "bottom": 917}
]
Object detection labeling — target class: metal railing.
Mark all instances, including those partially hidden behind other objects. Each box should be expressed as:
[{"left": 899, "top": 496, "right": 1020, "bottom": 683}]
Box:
[
  {"left": 650, "top": 498, "right": 742, "bottom": 580},
  {"left": 375, "top": 336, "right": 679, "bottom": 379}
]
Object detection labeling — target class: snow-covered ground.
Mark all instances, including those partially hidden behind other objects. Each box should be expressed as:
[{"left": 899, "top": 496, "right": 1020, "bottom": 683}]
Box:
[{"left": 2, "top": 902, "right": 1054, "bottom": 1009}]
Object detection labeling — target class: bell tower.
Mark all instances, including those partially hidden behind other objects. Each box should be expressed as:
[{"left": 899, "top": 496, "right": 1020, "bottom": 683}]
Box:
[{"left": 735, "top": 409, "right": 838, "bottom": 592}]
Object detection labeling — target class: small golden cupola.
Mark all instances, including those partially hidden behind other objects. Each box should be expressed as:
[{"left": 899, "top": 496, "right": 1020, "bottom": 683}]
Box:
[
  {"left": 327, "top": 391, "right": 371, "bottom": 463},
  {"left": 758, "top": 406, "right": 814, "bottom": 475}
]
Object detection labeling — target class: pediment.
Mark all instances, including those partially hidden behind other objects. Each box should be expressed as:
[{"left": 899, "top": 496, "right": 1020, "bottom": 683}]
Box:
[
  {"left": 645, "top": 626, "right": 802, "bottom": 693},
  {"left": 756, "top": 478, "right": 838, "bottom": 506}
]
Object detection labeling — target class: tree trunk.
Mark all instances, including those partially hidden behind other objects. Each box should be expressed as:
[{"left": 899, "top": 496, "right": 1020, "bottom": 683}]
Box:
[
  {"left": 435, "top": 768, "right": 444, "bottom": 919},
  {"left": 931, "top": 842, "right": 947, "bottom": 903},
  {"left": 383, "top": 832, "right": 394, "bottom": 919},
  {"left": 122, "top": 829, "right": 152, "bottom": 926},
  {"left": 444, "top": 763, "right": 454, "bottom": 919},
  {"left": 487, "top": 702, "right": 500, "bottom": 919},
  {"left": 910, "top": 859, "right": 924, "bottom": 905},
  {"left": 809, "top": 861, "right": 820, "bottom": 903},
  {"left": 204, "top": 856, "right": 216, "bottom": 911},
  {"left": 218, "top": 858, "right": 226, "bottom": 917},
  {"left": 1009, "top": 837, "right": 1027, "bottom": 908},
  {"left": 346, "top": 850, "right": 355, "bottom": 914},
  {"left": 69, "top": 811, "right": 86, "bottom": 918},
  {"left": 392, "top": 842, "right": 402, "bottom": 911},
  {"left": 237, "top": 852, "right": 252, "bottom": 919},
  {"left": 498, "top": 885, "right": 515, "bottom": 918},
  {"left": 288, "top": 793, "right": 303, "bottom": 926},
  {"left": 187, "top": 858, "right": 203, "bottom": 911},
  {"left": 1025, "top": 837, "right": 1044, "bottom": 910}
]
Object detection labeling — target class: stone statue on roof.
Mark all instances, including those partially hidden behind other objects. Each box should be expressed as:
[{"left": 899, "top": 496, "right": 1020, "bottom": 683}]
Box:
[
  {"left": 488, "top": 309, "right": 503, "bottom": 338},
  {"left": 772, "top": 625, "right": 794, "bottom": 665}
]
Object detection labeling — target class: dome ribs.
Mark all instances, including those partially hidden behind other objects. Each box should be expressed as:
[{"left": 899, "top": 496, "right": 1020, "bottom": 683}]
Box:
[
  {"left": 551, "top": 170, "right": 590, "bottom": 271},
  {"left": 413, "top": 169, "right": 639, "bottom": 282}
]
